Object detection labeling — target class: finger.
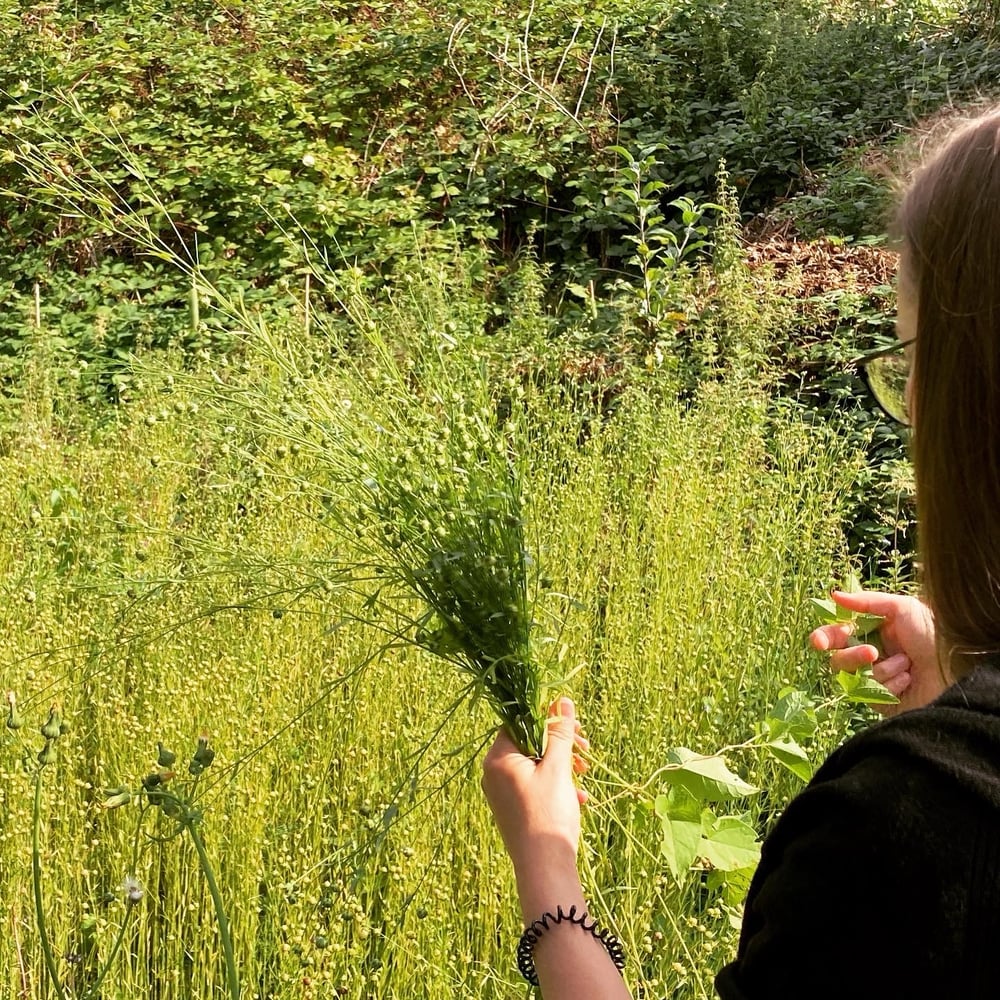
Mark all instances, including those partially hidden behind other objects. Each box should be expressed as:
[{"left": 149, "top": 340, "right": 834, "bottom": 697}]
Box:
[
  {"left": 881, "top": 669, "right": 912, "bottom": 698},
  {"left": 543, "top": 696, "right": 579, "bottom": 769},
  {"left": 577, "top": 787, "right": 589, "bottom": 806},
  {"left": 811, "top": 622, "right": 860, "bottom": 651},
  {"left": 828, "top": 644, "right": 879, "bottom": 673},
  {"left": 830, "top": 589, "right": 902, "bottom": 618},
  {"left": 572, "top": 752, "right": 589, "bottom": 775},
  {"left": 872, "top": 652, "right": 911, "bottom": 685},
  {"left": 575, "top": 733, "right": 590, "bottom": 752}
]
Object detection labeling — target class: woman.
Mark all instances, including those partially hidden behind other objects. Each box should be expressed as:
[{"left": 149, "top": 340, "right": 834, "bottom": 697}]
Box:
[{"left": 483, "top": 109, "right": 1000, "bottom": 999}]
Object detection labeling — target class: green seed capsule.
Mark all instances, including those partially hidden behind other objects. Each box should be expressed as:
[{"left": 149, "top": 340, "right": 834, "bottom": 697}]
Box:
[
  {"left": 6, "top": 704, "right": 22, "bottom": 730},
  {"left": 157, "top": 743, "right": 177, "bottom": 768},
  {"left": 37, "top": 740, "right": 56, "bottom": 766},
  {"left": 40, "top": 707, "right": 61, "bottom": 741},
  {"left": 103, "top": 787, "right": 132, "bottom": 809}
]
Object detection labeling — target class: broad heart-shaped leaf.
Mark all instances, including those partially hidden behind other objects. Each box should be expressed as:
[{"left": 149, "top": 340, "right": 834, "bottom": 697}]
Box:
[
  {"left": 764, "top": 687, "right": 818, "bottom": 742},
  {"left": 851, "top": 612, "right": 885, "bottom": 638},
  {"left": 809, "top": 596, "right": 843, "bottom": 623},
  {"left": 654, "top": 787, "right": 702, "bottom": 882},
  {"left": 808, "top": 598, "right": 884, "bottom": 637},
  {"left": 835, "top": 669, "right": 900, "bottom": 705},
  {"left": 766, "top": 736, "right": 814, "bottom": 782},
  {"left": 663, "top": 748, "right": 759, "bottom": 802},
  {"left": 706, "top": 864, "right": 756, "bottom": 909},
  {"left": 699, "top": 815, "right": 761, "bottom": 872}
]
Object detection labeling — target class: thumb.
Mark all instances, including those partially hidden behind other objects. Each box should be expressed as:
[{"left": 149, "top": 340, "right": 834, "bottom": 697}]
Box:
[{"left": 543, "top": 696, "right": 578, "bottom": 768}]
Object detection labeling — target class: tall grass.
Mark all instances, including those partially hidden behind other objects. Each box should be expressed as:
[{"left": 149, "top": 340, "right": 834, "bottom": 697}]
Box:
[{"left": 0, "top": 240, "right": 865, "bottom": 998}]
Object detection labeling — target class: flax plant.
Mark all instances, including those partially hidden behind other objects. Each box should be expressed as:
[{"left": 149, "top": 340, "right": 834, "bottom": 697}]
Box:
[
  {"left": 4, "top": 91, "right": 568, "bottom": 756},
  {"left": 176, "top": 309, "right": 559, "bottom": 757}
]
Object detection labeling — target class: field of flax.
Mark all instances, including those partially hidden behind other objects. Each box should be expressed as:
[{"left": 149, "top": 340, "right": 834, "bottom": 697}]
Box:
[{"left": 0, "top": 263, "right": 865, "bottom": 1000}]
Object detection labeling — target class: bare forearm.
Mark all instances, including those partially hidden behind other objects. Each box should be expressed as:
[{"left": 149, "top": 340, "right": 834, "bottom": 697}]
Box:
[{"left": 513, "top": 849, "right": 633, "bottom": 1000}]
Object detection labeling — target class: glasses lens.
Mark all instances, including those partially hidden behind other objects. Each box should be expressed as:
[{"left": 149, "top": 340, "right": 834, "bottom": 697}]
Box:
[{"left": 864, "top": 351, "right": 910, "bottom": 425}]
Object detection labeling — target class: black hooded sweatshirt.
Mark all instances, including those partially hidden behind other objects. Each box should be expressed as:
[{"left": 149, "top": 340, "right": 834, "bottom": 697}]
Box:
[{"left": 716, "top": 665, "right": 1000, "bottom": 1000}]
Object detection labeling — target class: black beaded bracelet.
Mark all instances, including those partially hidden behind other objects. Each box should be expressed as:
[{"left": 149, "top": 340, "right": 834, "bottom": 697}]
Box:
[{"left": 516, "top": 904, "right": 627, "bottom": 986}]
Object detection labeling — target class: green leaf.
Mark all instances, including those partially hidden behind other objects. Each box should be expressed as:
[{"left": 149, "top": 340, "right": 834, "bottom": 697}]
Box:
[
  {"left": 699, "top": 816, "right": 761, "bottom": 871},
  {"left": 663, "top": 748, "right": 759, "bottom": 802},
  {"left": 706, "top": 865, "right": 756, "bottom": 909},
  {"left": 765, "top": 687, "right": 818, "bottom": 742},
  {"left": 654, "top": 787, "right": 702, "bottom": 881},
  {"left": 808, "top": 596, "right": 843, "bottom": 623},
  {"left": 852, "top": 612, "right": 884, "bottom": 638},
  {"left": 835, "top": 669, "right": 899, "bottom": 705},
  {"left": 765, "top": 737, "right": 814, "bottom": 782},
  {"left": 809, "top": 595, "right": 883, "bottom": 641}
]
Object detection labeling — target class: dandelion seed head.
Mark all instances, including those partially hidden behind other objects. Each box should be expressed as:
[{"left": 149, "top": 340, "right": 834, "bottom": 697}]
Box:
[{"left": 121, "top": 875, "right": 144, "bottom": 905}]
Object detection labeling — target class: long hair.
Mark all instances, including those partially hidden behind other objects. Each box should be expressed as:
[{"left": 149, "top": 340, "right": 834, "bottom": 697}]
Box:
[{"left": 896, "top": 110, "right": 1000, "bottom": 676}]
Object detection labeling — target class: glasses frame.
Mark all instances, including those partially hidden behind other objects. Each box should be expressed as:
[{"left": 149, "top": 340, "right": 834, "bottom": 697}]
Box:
[{"left": 854, "top": 337, "right": 915, "bottom": 427}]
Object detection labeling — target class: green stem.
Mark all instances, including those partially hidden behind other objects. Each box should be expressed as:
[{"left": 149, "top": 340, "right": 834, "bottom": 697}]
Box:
[
  {"left": 82, "top": 906, "right": 134, "bottom": 1000},
  {"left": 32, "top": 768, "right": 69, "bottom": 1000},
  {"left": 184, "top": 816, "right": 240, "bottom": 1000}
]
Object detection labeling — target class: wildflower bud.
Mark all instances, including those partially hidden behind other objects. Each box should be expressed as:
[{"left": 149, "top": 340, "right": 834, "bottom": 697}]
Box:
[
  {"left": 40, "top": 706, "right": 62, "bottom": 741},
  {"left": 156, "top": 743, "right": 176, "bottom": 768},
  {"left": 5, "top": 691, "right": 22, "bottom": 730},
  {"left": 190, "top": 733, "right": 215, "bottom": 774},
  {"left": 103, "top": 787, "right": 132, "bottom": 809},
  {"left": 159, "top": 797, "right": 183, "bottom": 819},
  {"left": 37, "top": 740, "right": 57, "bottom": 766}
]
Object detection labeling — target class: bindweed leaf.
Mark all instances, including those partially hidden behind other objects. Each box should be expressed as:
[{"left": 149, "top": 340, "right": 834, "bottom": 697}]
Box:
[
  {"left": 851, "top": 612, "right": 885, "bottom": 638},
  {"left": 706, "top": 865, "right": 756, "bottom": 909},
  {"left": 835, "top": 669, "right": 899, "bottom": 705},
  {"left": 808, "top": 597, "right": 842, "bottom": 623},
  {"left": 765, "top": 687, "right": 818, "bottom": 742},
  {"left": 765, "top": 736, "right": 814, "bottom": 782},
  {"left": 663, "top": 747, "right": 759, "bottom": 802},
  {"left": 699, "top": 815, "right": 761, "bottom": 871},
  {"left": 655, "top": 787, "right": 702, "bottom": 882}
]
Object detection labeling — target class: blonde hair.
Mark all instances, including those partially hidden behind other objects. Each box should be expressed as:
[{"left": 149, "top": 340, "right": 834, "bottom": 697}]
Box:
[{"left": 896, "top": 108, "right": 1000, "bottom": 676}]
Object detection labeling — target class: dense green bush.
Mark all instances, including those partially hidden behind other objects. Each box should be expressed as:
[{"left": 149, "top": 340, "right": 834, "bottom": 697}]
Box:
[{"left": 1, "top": 1, "right": 992, "bottom": 310}]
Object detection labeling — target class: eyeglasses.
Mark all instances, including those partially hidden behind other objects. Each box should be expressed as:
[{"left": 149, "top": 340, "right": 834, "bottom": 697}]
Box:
[{"left": 856, "top": 338, "right": 914, "bottom": 426}]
